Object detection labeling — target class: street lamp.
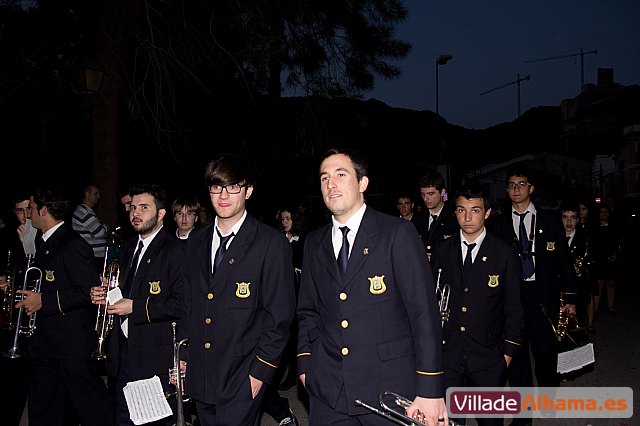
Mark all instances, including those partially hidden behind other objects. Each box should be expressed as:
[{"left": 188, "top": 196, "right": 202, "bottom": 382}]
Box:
[{"left": 435, "top": 54, "right": 453, "bottom": 115}]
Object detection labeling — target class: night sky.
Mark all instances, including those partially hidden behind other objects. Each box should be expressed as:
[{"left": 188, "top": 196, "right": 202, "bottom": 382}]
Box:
[{"left": 365, "top": 0, "right": 640, "bottom": 130}]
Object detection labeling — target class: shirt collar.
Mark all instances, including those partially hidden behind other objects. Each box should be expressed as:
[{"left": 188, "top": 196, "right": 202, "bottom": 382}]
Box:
[
  {"left": 460, "top": 227, "right": 487, "bottom": 248},
  {"left": 215, "top": 210, "right": 247, "bottom": 237},
  {"left": 332, "top": 203, "right": 367, "bottom": 237},
  {"left": 42, "top": 221, "right": 65, "bottom": 241}
]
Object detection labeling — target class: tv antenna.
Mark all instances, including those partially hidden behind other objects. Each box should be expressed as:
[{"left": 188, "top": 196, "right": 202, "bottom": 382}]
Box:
[
  {"left": 480, "top": 74, "right": 531, "bottom": 118},
  {"left": 525, "top": 47, "right": 597, "bottom": 91}
]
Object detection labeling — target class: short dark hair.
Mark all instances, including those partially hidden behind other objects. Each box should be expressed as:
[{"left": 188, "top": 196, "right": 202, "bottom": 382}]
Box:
[
  {"left": 456, "top": 180, "right": 490, "bottom": 211},
  {"left": 418, "top": 169, "right": 445, "bottom": 191},
  {"left": 559, "top": 200, "right": 579, "bottom": 214},
  {"left": 33, "top": 185, "right": 71, "bottom": 220},
  {"left": 129, "top": 184, "right": 167, "bottom": 211},
  {"left": 505, "top": 165, "right": 532, "bottom": 182},
  {"left": 396, "top": 191, "right": 415, "bottom": 203},
  {"left": 319, "top": 147, "right": 368, "bottom": 182},
  {"left": 205, "top": 153, "right": 255, "bottom": 188}
]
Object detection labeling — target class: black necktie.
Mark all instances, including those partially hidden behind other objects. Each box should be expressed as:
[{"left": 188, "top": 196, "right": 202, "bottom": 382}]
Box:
[
  {"left": 515, "top": 211, "right": 535, "bottom": 279},
  {"left": 463, "top": 241, "right": 476, "bottom": 277},
  {"left": 337, "top": 226, "right": 350, "bottom": 279},
  {"left": 429, "top": 214, "right": 438, "bottom": 232},
  {"left": 124, "top": 240, "right": 144, "bottom": 296},
  {"left": 566, "top": 235, "right": 571, "bottom": 246},
  {"left": 214, "top": 230, "right": 234, "bottom": 273}
]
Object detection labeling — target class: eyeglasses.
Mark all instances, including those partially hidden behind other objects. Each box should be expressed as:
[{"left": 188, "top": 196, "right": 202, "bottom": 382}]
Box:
[
  {"left": 175, "top": 211, "right": 196, "bottom": 218},
  {"left": 506, "top": 181, "right": 532, "bottom": 190},
  {"left": 209, "top": 184, "right": 247, "bottom": 194}
]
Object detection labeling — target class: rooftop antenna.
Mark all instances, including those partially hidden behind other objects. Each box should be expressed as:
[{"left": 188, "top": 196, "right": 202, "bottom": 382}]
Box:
[{"left": 525, "top": 47, "right": 597, "bottom": 91}]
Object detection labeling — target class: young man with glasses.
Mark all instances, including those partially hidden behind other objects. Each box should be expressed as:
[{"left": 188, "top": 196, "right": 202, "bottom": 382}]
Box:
[
  {"left": 180, "top": 153, "right": 297, "bottom": 425},
  {"left": 14, "top": 196, "right": 39, "bottom": 258},
  {"left": 172, "top": 196, "right": 201, "bottom": 240},
  {"left": 490, "top": 166, "right": 575, "bottom": 421}
]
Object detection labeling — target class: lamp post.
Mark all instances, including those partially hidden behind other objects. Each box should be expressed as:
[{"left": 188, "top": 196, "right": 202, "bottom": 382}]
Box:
[{"left": 435, "top": 54, "right": 453, "bottom": 115}]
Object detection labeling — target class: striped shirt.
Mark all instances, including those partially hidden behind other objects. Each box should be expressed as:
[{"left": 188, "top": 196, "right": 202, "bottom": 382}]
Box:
[{"left": 72, "top": 204, "right": 109, "bottom": 259}]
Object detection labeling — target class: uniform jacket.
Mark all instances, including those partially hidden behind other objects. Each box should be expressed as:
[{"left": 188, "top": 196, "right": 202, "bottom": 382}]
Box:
[
  {"left": 431, "top": 232, "right": 525, "bottom": 373},
  {"left": 568, "top": 229, "right": 588, "bottom": 275},
  {"left": 107, "top": 227, "right": 184, "bottom": 390},
  {"left": 297, "top": 206, "right": 443, "bottom": 415},
  {"left": 407, "top": 210, "right": 429, "bottom": 246},
  {"left": 489, "top": 206, "right": 577, "bottom": 313},
  {"left": 182, "top": 214, "right": 295, "bottom": 405},
  {"left": 425, "top": 202, "right": 458, "bottom": 259},
  {"left": 30, "top": 222, "right": 99, "bottom": 359}
]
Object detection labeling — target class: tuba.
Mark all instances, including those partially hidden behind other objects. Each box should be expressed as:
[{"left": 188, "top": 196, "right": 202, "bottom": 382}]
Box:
[
  {"left": 4, "top": 254, "right": 42, "bottom": 358},
  {"left": 92, "top": 258, "right": 120, "bottom": 360},
  {"left": 2, "top": 249, "right": 17, "bottom": 330}
]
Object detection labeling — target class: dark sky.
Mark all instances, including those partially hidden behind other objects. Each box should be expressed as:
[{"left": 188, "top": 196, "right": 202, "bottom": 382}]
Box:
[{"left": 365, "top": 0, "right": 640, "bottom": 130}]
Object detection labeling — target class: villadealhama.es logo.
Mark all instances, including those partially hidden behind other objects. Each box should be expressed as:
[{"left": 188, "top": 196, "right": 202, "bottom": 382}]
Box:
[{"left": 446, "top": 387, "right": 633, "bottom": 419}]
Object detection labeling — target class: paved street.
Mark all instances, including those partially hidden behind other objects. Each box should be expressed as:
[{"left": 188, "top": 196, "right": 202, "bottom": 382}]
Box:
[
  {"left": 16, "top": 280, "right": 638, "bottom": 426},
  {"left": 261, "top": 279, "right": 640, "bottom": 426}
]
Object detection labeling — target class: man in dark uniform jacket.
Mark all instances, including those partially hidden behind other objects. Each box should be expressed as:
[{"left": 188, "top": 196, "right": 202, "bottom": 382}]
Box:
[
  {"left": 489, "top": 166, "right": 576, "bottom": 397},
  {"left": 297, "top": 148, "right": 448, "bottom": 426},
  {"left": 431, "top": 182, "right": 525, "bottom": 426},
  {"left": 17, "top": 185, "right": 114, "bottom": 426},
  {"left": 396, "top": 192, "right": 429, "bottom": 242},
  {"left": 419, "top": 170, "right": 458, "bottom": 261},
  {"left": 560, "top": 201, "right": 591, "bottom": 331},
  {"left": 92, "top": 183, "right": 184, "bottom": 426},
  {"left": 182, "top": 153, "right": 296, "bottom": 425}
]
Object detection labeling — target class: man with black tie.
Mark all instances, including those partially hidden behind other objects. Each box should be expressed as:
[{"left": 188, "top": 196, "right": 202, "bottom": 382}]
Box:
[
  {"left": 560, "top": 201, "right": 591, "bottom": 332},
  {"left": 16, "top": 185, "right": 114, "bottom": 426},
  {"left": 181, "top": 153, "right": 296, "bottom": 425},
  {"left": 91, "top": 183, "right": 184, "bottom": 426},
  {"left": 297, "top": 148, "right": 448, "bottom": 425},
  {"left": 490, "top": 167, "right": 576, "bottom": 397},
  {"left": 419, "top": 170, "right": 458, "bottom": 261},
  {"left": 431, "top": 182, "right": 525, "bottom": 426}
]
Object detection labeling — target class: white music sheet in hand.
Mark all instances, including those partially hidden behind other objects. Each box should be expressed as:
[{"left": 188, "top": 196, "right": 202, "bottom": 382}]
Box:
[
  {"left": 557, "top": 343, "right": 595, "bottom": 374},
  {"left": 123, "top": 375, "right": 173, "bottom": 425}
]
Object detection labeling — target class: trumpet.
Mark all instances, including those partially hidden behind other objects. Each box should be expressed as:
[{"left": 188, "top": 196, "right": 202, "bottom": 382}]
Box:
[
  {"left": 4, "top": 254, "right": 42, "bottom": 359},
  {"left": 355, "top": 391, "right": 459, "bottom": 426},
  {"left": 435, "top": 269, "right": 450, "bottom": 328},
  {"left": 92, "top": 258, "right": 120, "bottom": 360},
  {"left": 2, "top": 249, "right": 17, "bottom": 330},
  {"left": 168, "top": 322, "right": 192, "bottom": 426}
]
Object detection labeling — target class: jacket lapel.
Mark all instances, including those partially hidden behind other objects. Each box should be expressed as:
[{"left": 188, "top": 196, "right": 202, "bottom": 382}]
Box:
[
  {"left": 343, "top": 207, "right": 377, "bottom": 285},
  {"left": 315, "top": 224, "right": 340, "bottom": 285},
  {"left": 195, "top": 223, "right": 214, "bottom": 287}
]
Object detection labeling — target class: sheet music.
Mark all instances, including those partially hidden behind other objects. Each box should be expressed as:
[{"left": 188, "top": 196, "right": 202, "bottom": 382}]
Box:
[
  {"left": 123, "top": 375, "right": 172, "bottom": 425},
  {"left": 557, "top": 343, "right": 595, "bottom": 374}
]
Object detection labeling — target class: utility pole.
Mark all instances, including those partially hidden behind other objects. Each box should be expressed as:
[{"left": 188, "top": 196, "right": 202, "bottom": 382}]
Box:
[
  {"left": 435, "top": 54, "right": 453, "bottom": 115},
  {"left": 525, "top": 47, "right": 598, "bottom": 91},
  {"left": 480, "top": 74, "right": 531, "bottom": 118}
]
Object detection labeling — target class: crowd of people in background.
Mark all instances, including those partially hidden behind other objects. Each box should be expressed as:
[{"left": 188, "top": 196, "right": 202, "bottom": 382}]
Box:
[{"left": 0, "top": 150, "right": 632, "bottom": 426}]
